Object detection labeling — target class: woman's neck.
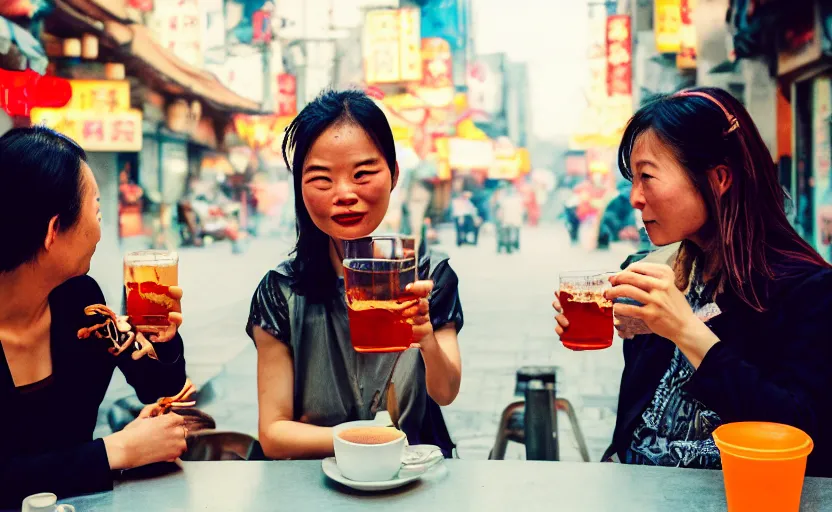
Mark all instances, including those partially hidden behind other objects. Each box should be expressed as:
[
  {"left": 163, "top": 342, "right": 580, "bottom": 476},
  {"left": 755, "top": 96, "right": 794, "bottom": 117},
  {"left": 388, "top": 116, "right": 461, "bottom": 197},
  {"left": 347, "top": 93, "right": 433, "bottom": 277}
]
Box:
[
  {"left": 0, "top": 265, "right": 58, "bottom": 331},
  {"left": 329, "top": 238, "right": 345, "bottom": 277}
]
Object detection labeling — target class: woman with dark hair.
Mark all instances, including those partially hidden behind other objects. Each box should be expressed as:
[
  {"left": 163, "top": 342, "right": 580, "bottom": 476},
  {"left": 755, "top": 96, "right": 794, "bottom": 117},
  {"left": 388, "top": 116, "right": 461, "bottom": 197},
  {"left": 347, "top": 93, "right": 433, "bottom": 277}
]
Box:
[
  {"left": 554, "top": 87, "right": 832, "bottom": 476},
  {"left": 0, "top": 127, "right": 189, "bottom": 506},
  {"left": 247, "top": 90, "right": 463, "bottom": 459}
]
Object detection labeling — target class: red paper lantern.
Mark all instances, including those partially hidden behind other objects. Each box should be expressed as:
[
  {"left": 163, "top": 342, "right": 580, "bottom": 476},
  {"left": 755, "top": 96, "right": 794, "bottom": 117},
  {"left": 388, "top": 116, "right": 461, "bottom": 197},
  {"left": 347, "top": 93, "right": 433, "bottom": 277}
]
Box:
[{"left": 0, "top": 70, "right": 72, "bottom": 117}]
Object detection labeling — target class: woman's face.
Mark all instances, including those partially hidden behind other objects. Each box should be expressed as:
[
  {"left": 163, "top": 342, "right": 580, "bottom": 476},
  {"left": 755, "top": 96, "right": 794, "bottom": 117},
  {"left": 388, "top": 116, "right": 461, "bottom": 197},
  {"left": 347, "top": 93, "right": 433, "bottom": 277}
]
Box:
[
  {"left": 629, "top": 130, "right": 708, "bottom": 246},
  {"left": 48, "top": 161, "right": 102, "bottom": 276},
  {"left": 301, "top": 122, "right": 397, "bottom": 240}
]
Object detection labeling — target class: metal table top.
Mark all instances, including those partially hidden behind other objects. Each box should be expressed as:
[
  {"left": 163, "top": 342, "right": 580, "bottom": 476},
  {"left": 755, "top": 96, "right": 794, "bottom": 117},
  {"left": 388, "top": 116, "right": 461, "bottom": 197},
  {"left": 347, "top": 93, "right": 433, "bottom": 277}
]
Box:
[{"left": 62, "top": 460, "right": 832, "bottom": 511}]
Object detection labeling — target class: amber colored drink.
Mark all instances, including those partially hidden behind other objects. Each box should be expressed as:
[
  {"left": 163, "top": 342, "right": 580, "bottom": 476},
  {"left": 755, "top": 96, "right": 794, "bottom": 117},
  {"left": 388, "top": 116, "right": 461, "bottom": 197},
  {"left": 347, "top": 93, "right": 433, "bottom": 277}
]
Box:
[
  {"left": 124, "top": 251, "right": 178, "bottom": 333},
  {"left": 344, "top": 265, "right": 416, "bottom": 353},
  {"left": 559, "top": 291, "right": 613, "bottom": 350}
]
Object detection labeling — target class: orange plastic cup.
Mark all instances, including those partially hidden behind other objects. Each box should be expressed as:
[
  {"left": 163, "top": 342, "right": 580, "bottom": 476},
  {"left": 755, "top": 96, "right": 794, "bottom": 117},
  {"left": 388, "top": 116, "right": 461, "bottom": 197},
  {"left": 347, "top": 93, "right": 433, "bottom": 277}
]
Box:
[{"left": 713, "top": 422, "right": 813, "bottom": 512}]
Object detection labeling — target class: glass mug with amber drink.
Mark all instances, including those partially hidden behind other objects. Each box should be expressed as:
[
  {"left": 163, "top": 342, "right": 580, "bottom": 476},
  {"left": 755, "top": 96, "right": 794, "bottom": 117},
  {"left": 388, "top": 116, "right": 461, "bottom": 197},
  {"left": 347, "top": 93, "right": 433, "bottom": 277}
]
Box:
[
  {"left": 558, "top": 271, "right": 614, "bottom": 351},
  {"left": 343, "top": 236, "right": 417, "bottom": 353},
  {"left": 124, "top": 250, "right": 179, "bottom": 333}
]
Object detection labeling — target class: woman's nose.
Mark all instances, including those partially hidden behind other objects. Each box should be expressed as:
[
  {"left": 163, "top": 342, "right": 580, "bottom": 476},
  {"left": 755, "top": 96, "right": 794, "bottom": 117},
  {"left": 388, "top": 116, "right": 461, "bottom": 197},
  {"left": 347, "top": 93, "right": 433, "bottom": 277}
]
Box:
[
  {"left": 630, "top": 184, "right": 646, "bottom": 210},
  {"left": 334, "top": 182, "right": 359, "bottom": 206}
]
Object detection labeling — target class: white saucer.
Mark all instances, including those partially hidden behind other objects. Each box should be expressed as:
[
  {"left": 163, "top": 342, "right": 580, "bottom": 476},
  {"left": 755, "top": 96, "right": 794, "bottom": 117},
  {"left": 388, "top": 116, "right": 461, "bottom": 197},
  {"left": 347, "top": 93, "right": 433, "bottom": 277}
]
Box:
[{"left": 322, "top": 445, "right": 444, "bottom": 492}]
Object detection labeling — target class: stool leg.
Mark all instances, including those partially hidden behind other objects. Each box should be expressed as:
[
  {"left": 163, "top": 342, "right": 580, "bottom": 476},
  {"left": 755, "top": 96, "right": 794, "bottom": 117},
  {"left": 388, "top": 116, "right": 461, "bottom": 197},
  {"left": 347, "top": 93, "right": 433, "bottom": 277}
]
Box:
[
  {"left": 490, "top": 401, "right": 524, "bottom": 460},
  {"left": 555, "top": 398, "right": 591, "bottom": 462}
]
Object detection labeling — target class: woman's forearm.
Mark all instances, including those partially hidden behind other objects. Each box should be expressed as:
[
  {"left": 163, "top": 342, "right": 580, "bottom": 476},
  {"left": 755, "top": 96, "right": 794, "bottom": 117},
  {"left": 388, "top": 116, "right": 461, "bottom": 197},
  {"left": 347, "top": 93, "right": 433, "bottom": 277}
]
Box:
[
  {"left": 420, "top": 333, "right": 461, "bottom": 406},
  {"left": 260, "top": 420, "right": 335, "bottom": 460}
]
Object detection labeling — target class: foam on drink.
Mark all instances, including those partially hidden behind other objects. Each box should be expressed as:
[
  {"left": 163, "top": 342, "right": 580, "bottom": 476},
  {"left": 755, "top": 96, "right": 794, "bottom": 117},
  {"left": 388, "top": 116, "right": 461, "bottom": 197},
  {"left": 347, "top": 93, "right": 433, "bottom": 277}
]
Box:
[{"left": 338, "top": 426, "right": 404, "bottom": 445}]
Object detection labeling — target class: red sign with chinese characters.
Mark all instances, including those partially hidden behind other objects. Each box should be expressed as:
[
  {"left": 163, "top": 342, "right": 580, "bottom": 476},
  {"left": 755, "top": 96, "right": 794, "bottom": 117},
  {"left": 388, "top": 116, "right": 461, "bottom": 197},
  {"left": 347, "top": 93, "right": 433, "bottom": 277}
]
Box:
[
  {"left": 0, "top": 69, "right": 72, "bottom": 117},
  {"left": 253, "top": 9, "right": 273, "bottom": 43},
  {"left": 606, "top": 15, "right": 632, "bottom": 97},
  {"left": 276, "top": 74, "right": 297, "bottom": 117}
]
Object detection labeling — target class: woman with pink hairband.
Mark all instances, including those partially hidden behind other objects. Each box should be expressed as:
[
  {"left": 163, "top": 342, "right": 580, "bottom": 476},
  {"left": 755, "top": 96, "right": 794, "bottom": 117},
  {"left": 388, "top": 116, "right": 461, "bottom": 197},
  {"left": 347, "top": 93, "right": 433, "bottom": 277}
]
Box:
[{"left": 554, "top": 87, "right": 832, "bottom": 476}]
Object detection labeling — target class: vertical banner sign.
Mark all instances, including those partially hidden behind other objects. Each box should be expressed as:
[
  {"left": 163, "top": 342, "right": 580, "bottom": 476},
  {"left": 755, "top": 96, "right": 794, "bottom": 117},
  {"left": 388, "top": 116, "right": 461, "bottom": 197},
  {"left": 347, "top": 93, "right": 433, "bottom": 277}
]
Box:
[
  {"left": 655, "top": 0, "right": 682, "bottom": 54},
  {"left": 276, "top": 74, "right": 297, "bottom": 117},
  {"left": 364, "top": 10, "right": 401, "bottom": 84},
  {"left": 677, "top": 0, "right": 697, "bottom": 69},
  {"left": 812, "top": 78, "right": 832, "bottom": 260},
  {"left": 399, "top": 9, "right": 423, "bottom": 82},
  {"left": 606, "top": 15, "right": 632, "bottom": 97},
  {"left": 364, "top": 9, "right": 423, "bottom": 85}
]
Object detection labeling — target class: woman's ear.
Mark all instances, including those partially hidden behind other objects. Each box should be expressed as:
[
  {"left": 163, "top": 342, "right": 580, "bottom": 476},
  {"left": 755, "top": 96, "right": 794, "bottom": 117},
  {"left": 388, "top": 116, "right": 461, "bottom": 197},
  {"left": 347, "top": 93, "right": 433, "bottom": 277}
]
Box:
[
  {"left": 708, "top": 165, "right": 733, "bottom": 198},
  {"left": 44, "top": 215, "right": 60, "bottom": 251},
  {"left": 392, "top": 162, "right": 400, "bottom": 191}
]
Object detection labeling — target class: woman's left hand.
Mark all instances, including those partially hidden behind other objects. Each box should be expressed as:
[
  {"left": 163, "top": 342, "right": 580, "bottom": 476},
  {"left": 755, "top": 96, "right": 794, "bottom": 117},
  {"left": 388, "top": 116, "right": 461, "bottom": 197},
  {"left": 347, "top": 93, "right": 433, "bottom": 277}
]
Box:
[
  {"left": 604, "top": 262, "right": 720, "bottom": 367},
  {"left": 604, "top": 263, "right": 697, "bottom": 342},
  {"left": 149, "top": 286, "right": 184, "bottom": 343},
  {"left": 401, "top": 280, "right": 435, "bottom": 350}
]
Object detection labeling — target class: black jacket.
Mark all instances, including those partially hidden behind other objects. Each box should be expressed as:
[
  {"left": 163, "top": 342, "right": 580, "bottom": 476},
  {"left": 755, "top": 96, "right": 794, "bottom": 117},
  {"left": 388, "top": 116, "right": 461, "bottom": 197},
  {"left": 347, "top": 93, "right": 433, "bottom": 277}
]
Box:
[
  {"left": 0, "top": 276, "right": 186, "bottom": 507},
  {"left": 605, "top": 254, "right": 832, "bottom": 477}
]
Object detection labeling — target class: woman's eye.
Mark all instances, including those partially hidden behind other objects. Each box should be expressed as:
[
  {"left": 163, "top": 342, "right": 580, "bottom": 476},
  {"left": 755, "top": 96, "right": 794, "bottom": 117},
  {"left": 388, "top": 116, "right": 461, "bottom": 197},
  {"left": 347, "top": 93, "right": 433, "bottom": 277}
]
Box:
[
  {"left": 355, "top": 170, "right": 379, "bottom": 180},
  {"left": 641, "top": 173, "right": 654, "bottom": 181},
  {"left": 306, "top": 176, "right": 331, "bottom": 185}
]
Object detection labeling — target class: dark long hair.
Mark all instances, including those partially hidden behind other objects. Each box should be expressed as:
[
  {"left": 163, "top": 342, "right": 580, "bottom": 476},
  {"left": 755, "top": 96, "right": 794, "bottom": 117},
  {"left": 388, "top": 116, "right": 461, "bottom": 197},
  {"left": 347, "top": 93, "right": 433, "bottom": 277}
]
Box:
[
  {"left": 281, "top": 89, "right": 397, "bottom": 302},
  {"left": 0, "top": 126, "right": 87, "bottom": 273},
  {"left": 618, "top": 87, "right": 830, "bottom": 311}
]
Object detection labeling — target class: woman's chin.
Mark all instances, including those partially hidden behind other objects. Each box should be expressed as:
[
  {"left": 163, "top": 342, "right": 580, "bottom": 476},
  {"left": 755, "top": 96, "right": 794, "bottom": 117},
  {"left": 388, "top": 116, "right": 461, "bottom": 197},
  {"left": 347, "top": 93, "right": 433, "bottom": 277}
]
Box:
[
  {"left": 328, "top": 222, "right": 380, "bottom": 241},
  {"left": 644, "top": 229, "right": 681, "bottom": 247}
]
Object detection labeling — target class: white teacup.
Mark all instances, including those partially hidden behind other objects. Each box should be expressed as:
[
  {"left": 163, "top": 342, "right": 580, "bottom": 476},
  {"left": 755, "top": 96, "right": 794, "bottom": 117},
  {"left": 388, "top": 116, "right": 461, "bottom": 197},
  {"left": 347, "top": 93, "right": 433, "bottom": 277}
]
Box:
[
  {"left": 22, "top": 493, "right": 75, "bottom": 512},
  {"left": 333, "top": 420, "right": 407, "bottom": 482}
]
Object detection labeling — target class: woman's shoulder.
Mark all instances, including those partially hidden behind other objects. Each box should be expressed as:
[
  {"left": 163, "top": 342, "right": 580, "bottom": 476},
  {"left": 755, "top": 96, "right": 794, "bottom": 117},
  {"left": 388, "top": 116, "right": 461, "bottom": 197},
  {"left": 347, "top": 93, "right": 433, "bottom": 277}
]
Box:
[
  {"left": 252, "top": 260, "right": 296, "bottom": 307},
  {"left": 50, "top": 275, "right": 106, "bottom": 308},
  {"left": 763, "top": 262, "right": 832, "bottom": 316},
  {"left": 778, "top": 264, "right": 832, "bottom": 300},
  {"left": 256, "top": 260, "right": 295, "bottom": 288},
  {"left": 424, "top": 248, "right": 456, "bottom": 281}
]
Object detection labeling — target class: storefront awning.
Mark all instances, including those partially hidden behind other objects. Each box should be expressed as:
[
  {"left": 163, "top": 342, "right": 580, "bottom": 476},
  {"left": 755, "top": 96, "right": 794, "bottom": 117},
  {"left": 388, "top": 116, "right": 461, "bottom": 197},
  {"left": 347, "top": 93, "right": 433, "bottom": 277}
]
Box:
[
  {"left": 104, "top": 22, "right": 262, "bottom": 114},
  {"left": 0, "top": 16, "right": 47, "bottom": 73},
  {"left": 50, "top": 0, "right": 263, "bottom": 115}
]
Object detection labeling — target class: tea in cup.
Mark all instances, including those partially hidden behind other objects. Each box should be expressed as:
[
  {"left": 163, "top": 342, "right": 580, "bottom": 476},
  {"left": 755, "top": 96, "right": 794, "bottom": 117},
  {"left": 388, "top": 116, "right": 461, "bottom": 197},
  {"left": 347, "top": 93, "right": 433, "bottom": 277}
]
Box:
[{"left": 333, "top": 420, "right": 407, "bottom": 482}]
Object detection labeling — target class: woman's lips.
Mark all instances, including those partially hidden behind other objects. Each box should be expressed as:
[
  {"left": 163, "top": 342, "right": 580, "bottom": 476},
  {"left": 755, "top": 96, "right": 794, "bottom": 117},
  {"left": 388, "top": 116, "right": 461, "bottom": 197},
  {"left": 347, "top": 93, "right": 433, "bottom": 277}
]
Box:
[{"left": 332, "top": 213, "right": 366, "bottom": 227}]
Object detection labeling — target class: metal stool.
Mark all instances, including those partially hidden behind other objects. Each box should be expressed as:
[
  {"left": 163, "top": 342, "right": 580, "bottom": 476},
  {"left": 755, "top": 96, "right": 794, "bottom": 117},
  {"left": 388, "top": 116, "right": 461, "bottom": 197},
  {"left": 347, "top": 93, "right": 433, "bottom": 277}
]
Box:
[{"left": 489, "top": 366, "right": 590, "bottom": 462}]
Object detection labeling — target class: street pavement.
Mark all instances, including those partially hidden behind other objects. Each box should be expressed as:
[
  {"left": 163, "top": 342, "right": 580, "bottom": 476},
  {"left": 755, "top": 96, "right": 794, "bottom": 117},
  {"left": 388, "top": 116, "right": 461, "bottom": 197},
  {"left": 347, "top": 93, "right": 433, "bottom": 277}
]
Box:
[{"left": 94, "top": 224, "right": 637, "bottom": 462}]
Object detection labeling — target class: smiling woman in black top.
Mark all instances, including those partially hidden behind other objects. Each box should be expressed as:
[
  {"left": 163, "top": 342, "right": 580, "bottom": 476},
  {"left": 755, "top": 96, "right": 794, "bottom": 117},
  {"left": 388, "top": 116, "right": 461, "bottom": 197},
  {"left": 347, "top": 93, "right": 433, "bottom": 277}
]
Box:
[{"left": 0, "top": 127, "right": 189, "bottom": 507}]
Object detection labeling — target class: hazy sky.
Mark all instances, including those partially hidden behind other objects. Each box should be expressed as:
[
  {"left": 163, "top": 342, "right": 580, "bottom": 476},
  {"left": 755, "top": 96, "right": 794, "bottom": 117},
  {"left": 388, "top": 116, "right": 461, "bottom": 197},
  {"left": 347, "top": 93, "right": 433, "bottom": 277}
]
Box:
[{"left": 471, "top": 0, "right": 590, "bottom": 142}]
